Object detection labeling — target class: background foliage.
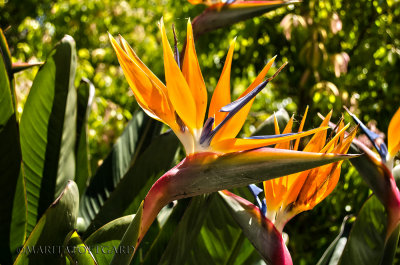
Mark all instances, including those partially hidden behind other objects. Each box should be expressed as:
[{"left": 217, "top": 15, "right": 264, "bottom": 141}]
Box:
[{"left": 1, "top": 0, "right": 400, "bottom": 263}]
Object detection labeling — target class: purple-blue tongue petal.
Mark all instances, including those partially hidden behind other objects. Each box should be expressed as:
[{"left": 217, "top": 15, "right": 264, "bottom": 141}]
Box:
[
  {"left": 220, "top": 79, "right": 269, "bottom": 113},
  {"left": 248, "top": 184, "right": 267, "bottom": 216},
  {"left": 248, "top": 184, "right": 263, "bottom": 195}
]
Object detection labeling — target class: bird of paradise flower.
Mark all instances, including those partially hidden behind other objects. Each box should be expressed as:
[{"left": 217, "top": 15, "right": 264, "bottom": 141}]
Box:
[
  {"left": 220, "top": 110, "right": 357, "bottom": 264},
  {"left": 109, "top": 19, "right": 355, "bottom": 260}
]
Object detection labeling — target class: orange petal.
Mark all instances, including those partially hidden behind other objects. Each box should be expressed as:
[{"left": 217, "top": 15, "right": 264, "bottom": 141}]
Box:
[
  {"left": 303, "top": 110, "right": 332, "bottom": 152},
  {"left": 211, "top": 127, "right": 328, "bottom": 153},
  {"left": 275, "top": 115, "right": 294, "bottom": 150},
  {"left": 293, "top": 126, "right": 357, "bottom": 211},
  {"left": 110, "top": 34, "right": 174, "bottom": 125},
  {"left": 159, "top": 19, "right": 198, "bottom": 130},
  {"left": 187, "top": 0, "right": 214, "bottom": 5},
  {"left": 182, "top": 20, "right": 208, "bottom": 129},
  {"left": 315, "top": 165, "right": 341, "bottom": 204},
  {"left": 226, "top": 0, "right": 286, "bottom": 9},
  {"left": 118, "top": 35, "right": 168, "bottom": 97},
  {"left": 263, "top": 179, "right": 281, "bottom": 213},
  {"left": 319, "top": 123, "right": 350, "bottom": 153},
  {"left": 212, "top": 56, "right": 276, "bottom": 142},
  {"left": 294, "top": 106, "right": 309, "bottom": 151},
  {"left": 274, "top": 113, "right": 280, "bottom": 134},
  {"left": 283, "top": 170, "right": 311, "bottom": 207},
  {"left": 388, "top": 107, "right": 400, "bottom": 158},
  {"left": 208, "top": 38, "right": 236, "bottom": 126}
]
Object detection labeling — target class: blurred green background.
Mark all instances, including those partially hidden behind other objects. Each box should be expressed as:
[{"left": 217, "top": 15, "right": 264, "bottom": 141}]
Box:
[{"left": 1, "top": 0, "right": 399, "bottom": 263}]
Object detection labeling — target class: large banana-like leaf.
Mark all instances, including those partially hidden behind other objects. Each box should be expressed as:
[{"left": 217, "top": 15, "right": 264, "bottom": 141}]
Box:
[
  {"left": 0, "top": 29, "right": 14, "bottom": 106},
  {"left": 155, "top": 196, "right": 213, "bottom": 265},
  {"left": 75, "top": 78, "right": 95, "bottom": 196},
  {"left": 14, "top": 181, "right": 79, "bottom": 265},
  {"left": 135, "top": 192, "right": 261, "bottom": 265},
  {"left": 79, "top": 110, "right": 178, "bottom": 234},
  {"left": 19, "top": 35, "right": 77, "bottom": 235},
  {"left": 316, "top": 216, "right": 354, "bottom": 265},
  {"left": 64, "top": 231, "right": 98, "bottom": 265},
  {"left": 138, "top": 198, "right": 192, "bottom": 265},
  {"left": 84, "top": 215, "right": 134, "bottom": 264},
  {"left": 109, "top": 202, "right": 143, "bottom": 265},
  {"left": 186, "top": 193, "right": 263, "bottom": 265},
  {"left": 337, "top": 196, "right": 388, "bottom": 265},
  {"left": 0, "top": 33, "right": 26, "bottom": 264}
]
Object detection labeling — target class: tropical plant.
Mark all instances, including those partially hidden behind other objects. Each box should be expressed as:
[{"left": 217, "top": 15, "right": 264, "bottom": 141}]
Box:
[{"left": 1, "top": 0, "right": 400, "bottom": 264}]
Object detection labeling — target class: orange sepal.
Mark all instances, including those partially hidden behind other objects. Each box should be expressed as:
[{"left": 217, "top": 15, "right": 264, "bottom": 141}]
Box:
[
  {"left": 182, "top": 20, "right": 208, "bottom": 129},
  {"left": 388, "top": 107, "right": 400, "bottom": 158},
  {"left": 208, "top": 38, "right": 236, "bottom": 125},
  {"left": 211, "top": 127, "right": 328, "bottom": 153}
]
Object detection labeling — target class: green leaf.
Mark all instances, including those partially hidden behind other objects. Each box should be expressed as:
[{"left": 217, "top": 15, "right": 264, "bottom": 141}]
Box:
[
  {"left": 109, "top": 202, "right": 143, "bottom": 265},
  {"left": 0, "top": 40, "right": 13, "bottom": 125},
  {"left": 84, "top": 215, "right": 134, "bottom": 264},
  {"left": 253, "top": 108, "right": 290, "bottom": 136},
  {"left": 20, "top": 35, "right": 77, "bottom": 235},
  {"left": 138, "top": 193, "right": 262, "bottom": 265},
  {"left": 0, "top": 29, "right": 12, "bottom": 72},
  {"left": 156, "top": 196, "right": 213, "bottom": 265},
  {"left": 338, "top": 196, "right": 387, "bottom": 265},
  {"left": 186, "top": 193, "right": 262, "bottom": 265},
  {"left": 317, "top": 216, "right": 354, "bottom": 265},
  {"left": 75, "top": 78, "right": 95, "bottom": 196},
  {"left": 139, "top": 199, "right": 191, "bottom": 265},
  {"left": 379, "top": 224, "right": 400, "bottom": 265},
  {"left": 0, "top": 42, "right": 26, "bottom": 264},
  {"left": 64, "top": 230, "right": 98, "bottom": 265},
  {"left": 14, "top": 181, "right": 79, "bottom": 265},
  {"left": 0, "top": 29, "right": 13, "bottom": 102},
  {"left": 79, "top": 111, "right": 179, "bottom": 234}
]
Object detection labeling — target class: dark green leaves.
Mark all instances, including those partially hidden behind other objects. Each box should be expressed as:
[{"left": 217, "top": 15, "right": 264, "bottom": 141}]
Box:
[
  {"left": 79, "top": 111, "right": 179, "bottom": 234},
  {"left": 0, "top": 28, "right": 25, "bottom": 264},
  {"left": 64, "top": 231, "right": 98, "bottom": 265},
  {"left": 84, "top": 215, "right": 135, "bottom": 264},
  {"left": 14, "top": 181, "right": 79, "bottom": 265},
  {"left": 109, "top": 202, "right": 143, "bottom": 265},
  {"left": 338, "top": 196, "right": 387, "bottom": 265},
  {"left": 75, "top": 78, "right": 95, "bottom": 196},
  {"left": 20, "top": 35, "right": 77, "bottom": 235}
]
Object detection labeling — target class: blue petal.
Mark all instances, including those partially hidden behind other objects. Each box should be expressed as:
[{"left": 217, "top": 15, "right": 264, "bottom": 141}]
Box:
[
  {"left": 247, "top": 184, "right": 266, "bottom": 215},
  {"left": 248, "top": 184, "right": 263, "bottom": 196},
  {"left": 261, "top": 198, "right": 267, "bottom": 216},
  {"left": 220, "top": 79, "right": 269, "bottom": 113},
  {"left": 201, "top": 62, "right": 287, "bottom": 146},
  {"left": 201, "top": 80, "right": 271, "bottom": 145},
  {"left": 200, "top": 117, "right": 214, "bottom": 145}
]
